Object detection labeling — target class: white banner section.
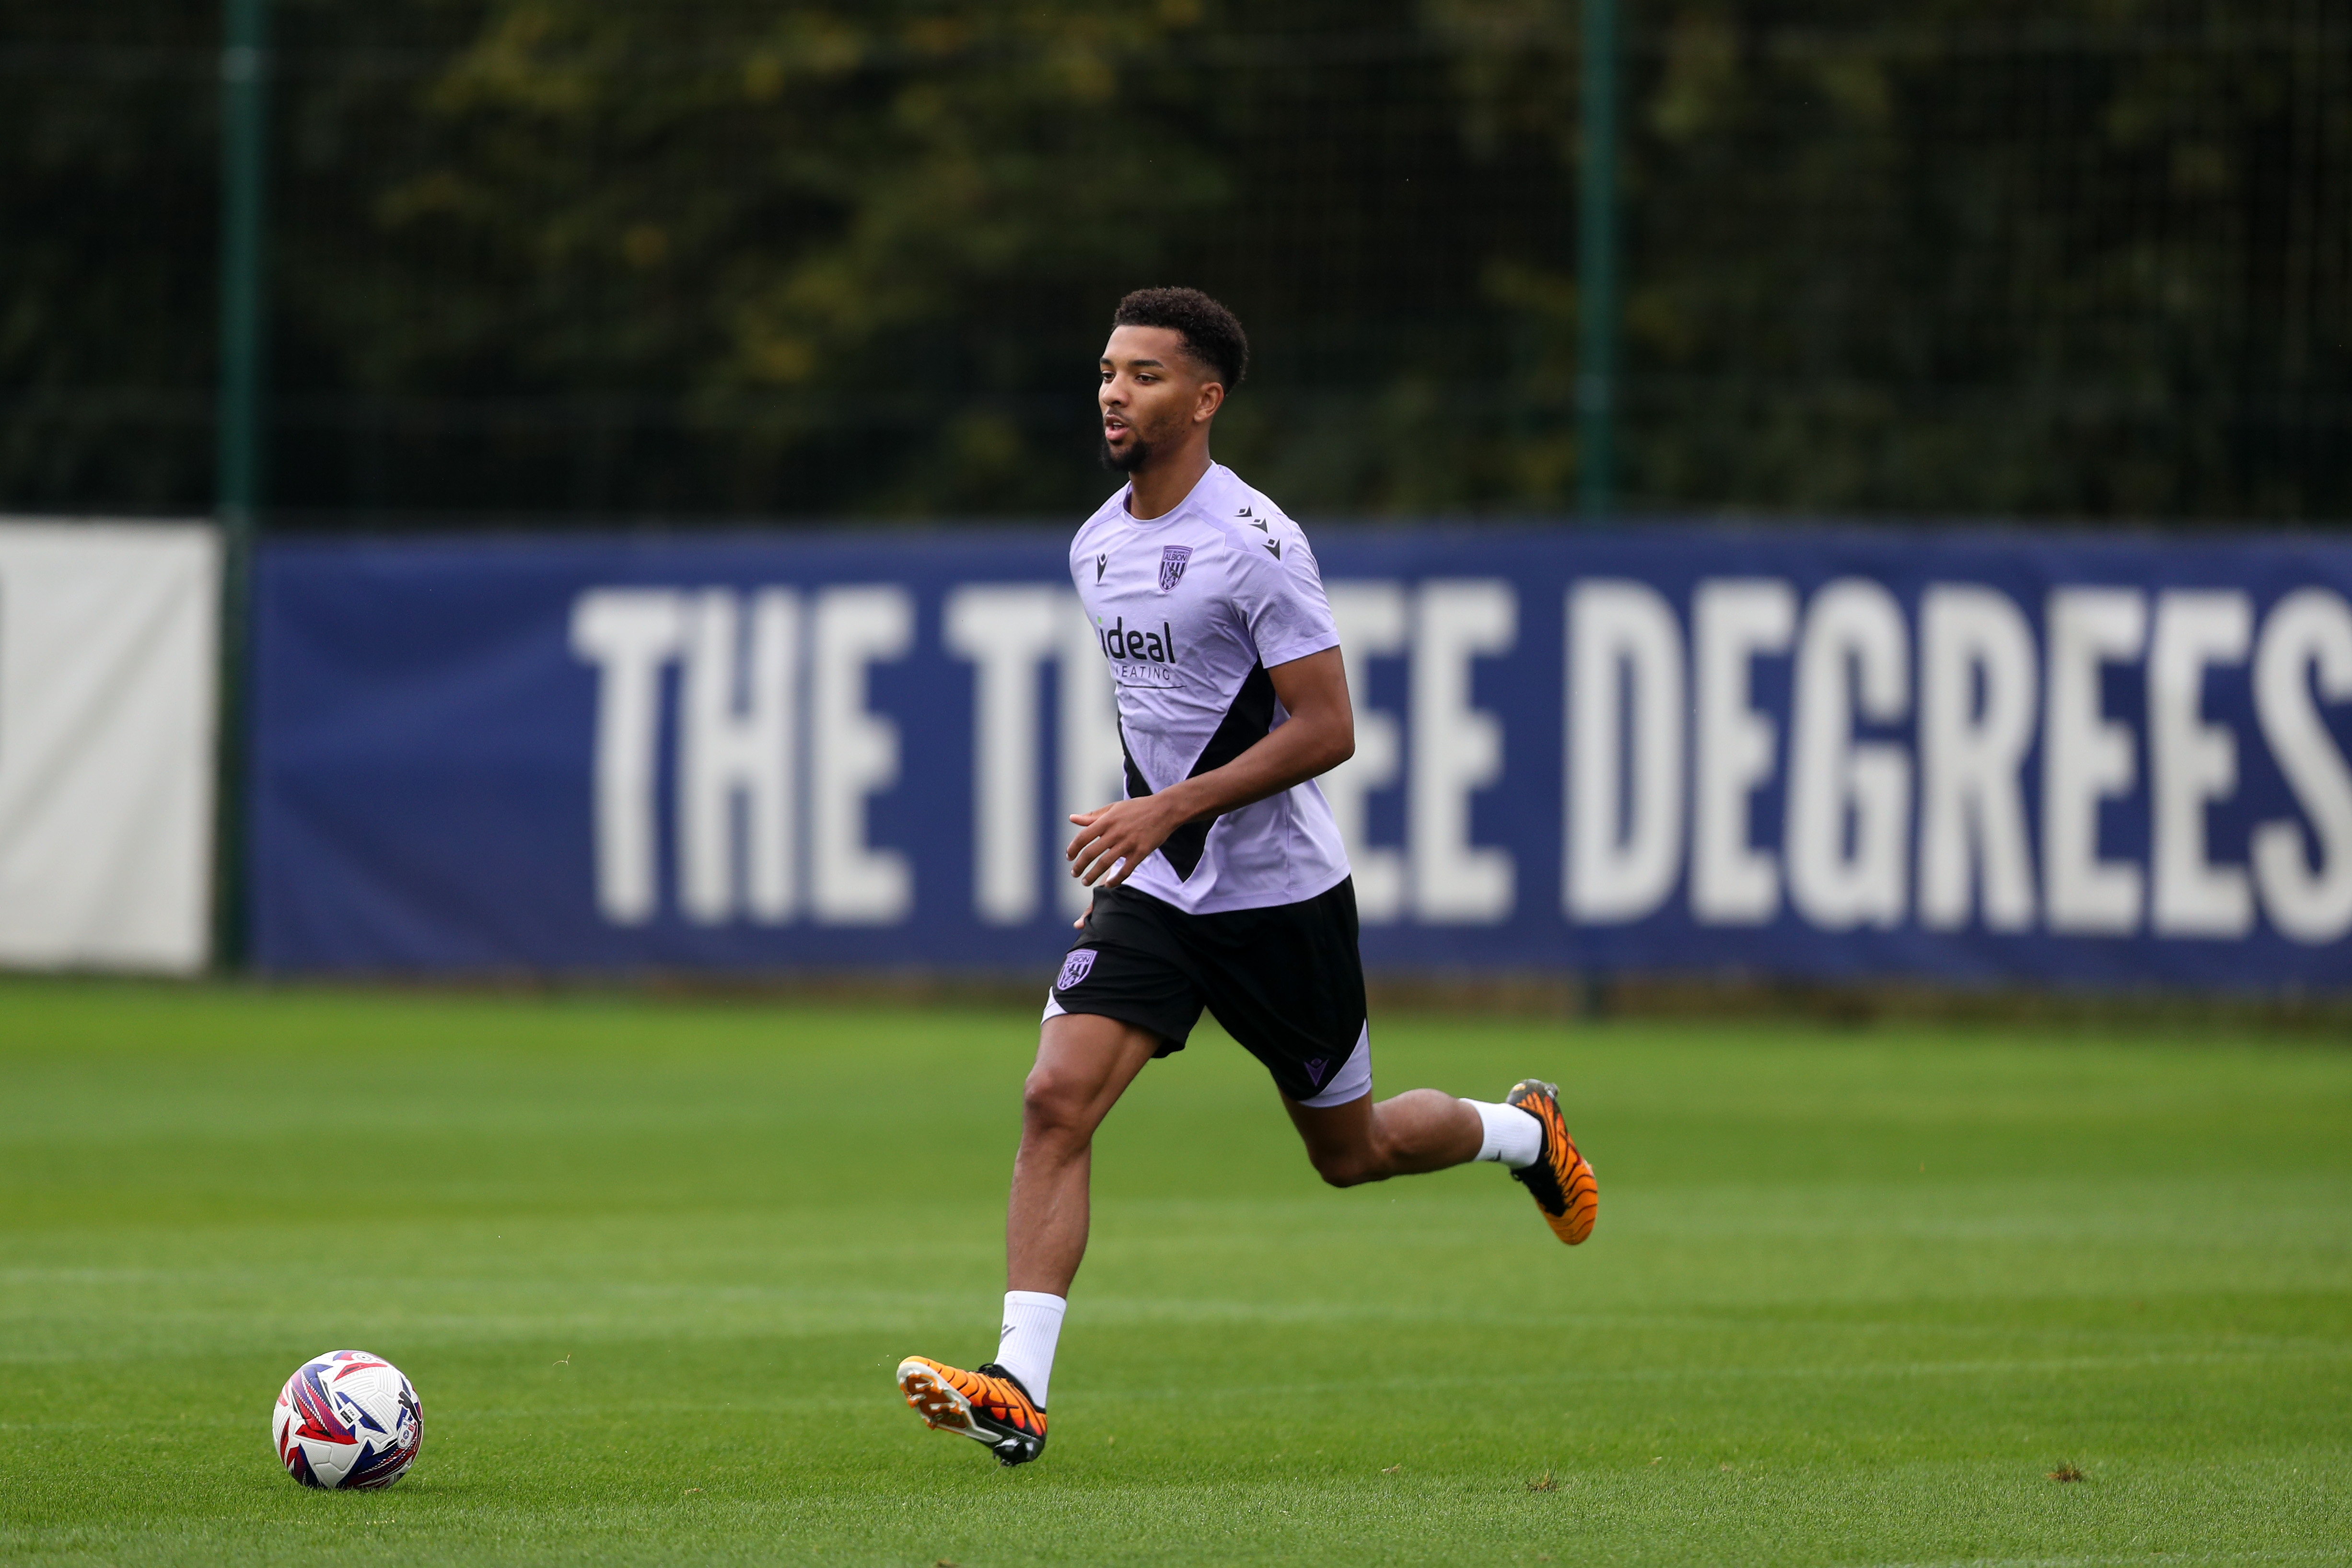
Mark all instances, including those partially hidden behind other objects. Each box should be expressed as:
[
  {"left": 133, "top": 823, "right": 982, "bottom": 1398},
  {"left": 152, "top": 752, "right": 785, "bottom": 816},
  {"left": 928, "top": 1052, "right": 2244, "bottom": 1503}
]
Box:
[{"left": 0, "top": 521, "right": 220, "bottom": 972}]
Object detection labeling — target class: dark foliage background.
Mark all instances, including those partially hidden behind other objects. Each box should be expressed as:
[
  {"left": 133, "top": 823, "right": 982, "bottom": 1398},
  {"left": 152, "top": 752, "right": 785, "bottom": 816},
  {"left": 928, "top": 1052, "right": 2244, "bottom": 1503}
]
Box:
[{"left": 2, "top": 0, "right": 2345, "bottom": 527}]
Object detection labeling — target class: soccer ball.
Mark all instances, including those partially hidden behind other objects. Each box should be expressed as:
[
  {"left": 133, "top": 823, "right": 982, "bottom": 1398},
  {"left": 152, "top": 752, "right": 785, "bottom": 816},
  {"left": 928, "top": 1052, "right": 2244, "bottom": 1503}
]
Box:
[{"left": 270, "top": 1350, "right": 423, "bottom": 1489}]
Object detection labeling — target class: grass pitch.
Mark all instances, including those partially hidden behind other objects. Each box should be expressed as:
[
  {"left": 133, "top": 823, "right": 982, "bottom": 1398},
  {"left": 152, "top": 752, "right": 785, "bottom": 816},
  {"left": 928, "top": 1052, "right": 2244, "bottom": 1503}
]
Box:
[{"left": 1, "top": 981, "right": 2347, "bottom": 1567}]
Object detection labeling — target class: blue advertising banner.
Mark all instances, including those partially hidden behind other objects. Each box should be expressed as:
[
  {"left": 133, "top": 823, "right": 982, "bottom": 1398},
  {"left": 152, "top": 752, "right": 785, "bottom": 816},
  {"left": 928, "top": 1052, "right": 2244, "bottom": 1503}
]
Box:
[{"left": 251, "top": 525, "right": 2352, "bottom": 987}]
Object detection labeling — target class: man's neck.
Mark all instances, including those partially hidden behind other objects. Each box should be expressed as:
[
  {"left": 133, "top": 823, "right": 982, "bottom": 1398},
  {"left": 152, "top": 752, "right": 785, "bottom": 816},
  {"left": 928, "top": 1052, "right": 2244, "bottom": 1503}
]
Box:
[{"left": 1125, "top": 444, "right": 1214, "bottom": 522}]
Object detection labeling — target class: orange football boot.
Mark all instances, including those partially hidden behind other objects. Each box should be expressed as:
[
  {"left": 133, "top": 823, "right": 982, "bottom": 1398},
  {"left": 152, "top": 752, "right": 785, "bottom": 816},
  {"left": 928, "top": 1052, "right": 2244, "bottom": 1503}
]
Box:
[
  {"left": 896, "top": 1357, "right": 1047, "bottom": 1466},
  {"left": 1505, "top": 1079, "right": 1598, "bottom": 1244}
]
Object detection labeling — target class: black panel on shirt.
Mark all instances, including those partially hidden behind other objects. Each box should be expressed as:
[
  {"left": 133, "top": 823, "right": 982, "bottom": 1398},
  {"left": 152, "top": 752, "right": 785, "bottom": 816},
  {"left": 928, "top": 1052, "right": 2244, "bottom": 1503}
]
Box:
[{"left": 1119, "top": 662, "right": 1279, "bottom": 880}]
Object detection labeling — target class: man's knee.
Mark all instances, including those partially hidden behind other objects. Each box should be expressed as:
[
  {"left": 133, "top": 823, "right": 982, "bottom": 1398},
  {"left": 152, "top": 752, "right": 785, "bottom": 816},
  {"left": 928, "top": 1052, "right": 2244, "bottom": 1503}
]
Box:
[
  {"left": 1307, "top": 1142, "right": 1387, "bottom": 1188},
  {"left": 1021, "top": 1063, "right": 1095, "bottom": 1144}
]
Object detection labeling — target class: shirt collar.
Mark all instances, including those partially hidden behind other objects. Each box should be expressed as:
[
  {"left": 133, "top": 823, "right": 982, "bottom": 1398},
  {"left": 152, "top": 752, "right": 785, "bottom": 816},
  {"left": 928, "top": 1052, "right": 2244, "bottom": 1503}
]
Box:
[{"left": 1120, "top": 463, "right": 1223, "bottom": 529}]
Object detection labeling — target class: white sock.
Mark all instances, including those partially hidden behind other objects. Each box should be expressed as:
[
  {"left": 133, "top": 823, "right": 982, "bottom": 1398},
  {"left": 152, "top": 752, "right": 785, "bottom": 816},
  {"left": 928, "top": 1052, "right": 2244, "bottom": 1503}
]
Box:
[
  {"left": 1463, "top": 1100, "right": 1544, "bottom": 1169},
  {"left": 994, "top": 1291, "right": 1066, "bottom": 1408}
]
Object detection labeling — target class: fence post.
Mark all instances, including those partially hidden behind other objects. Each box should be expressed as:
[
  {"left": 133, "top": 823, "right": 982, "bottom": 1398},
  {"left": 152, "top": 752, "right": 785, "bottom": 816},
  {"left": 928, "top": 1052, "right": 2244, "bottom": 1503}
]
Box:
[
  {"left": 1577, "top": 0, "right": 1619, "bottom": 521},
  {"left": 214, "top": 0, "right": 268, "bottom": 970}
]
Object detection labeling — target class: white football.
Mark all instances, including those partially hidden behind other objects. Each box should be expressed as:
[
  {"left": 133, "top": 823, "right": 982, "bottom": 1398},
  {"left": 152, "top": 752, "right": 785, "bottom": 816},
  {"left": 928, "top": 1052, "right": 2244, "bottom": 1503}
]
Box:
[{"left": 271, "top": 1350, "right": 423, "bottom": 1489}]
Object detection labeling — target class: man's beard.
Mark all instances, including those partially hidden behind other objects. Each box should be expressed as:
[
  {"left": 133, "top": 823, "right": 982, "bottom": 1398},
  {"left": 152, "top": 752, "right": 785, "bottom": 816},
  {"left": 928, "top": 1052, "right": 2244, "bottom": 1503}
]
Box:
[{"left": 1099, "top": 432, "right": 1152, "bottom": 473}]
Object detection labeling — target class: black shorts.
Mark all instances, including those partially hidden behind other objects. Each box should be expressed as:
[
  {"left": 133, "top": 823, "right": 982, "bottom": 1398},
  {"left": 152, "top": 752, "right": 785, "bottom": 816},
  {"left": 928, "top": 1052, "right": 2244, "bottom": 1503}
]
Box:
[{"left": 1045, "top": 877, "right": 1371, "bottom": 1105}]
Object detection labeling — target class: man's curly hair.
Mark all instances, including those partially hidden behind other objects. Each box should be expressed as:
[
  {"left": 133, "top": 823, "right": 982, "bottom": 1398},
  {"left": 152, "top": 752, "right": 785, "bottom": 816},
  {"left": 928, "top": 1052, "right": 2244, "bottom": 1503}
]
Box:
[{"left": 1112, "top": 287, "right": 1248, "bottom": 391}]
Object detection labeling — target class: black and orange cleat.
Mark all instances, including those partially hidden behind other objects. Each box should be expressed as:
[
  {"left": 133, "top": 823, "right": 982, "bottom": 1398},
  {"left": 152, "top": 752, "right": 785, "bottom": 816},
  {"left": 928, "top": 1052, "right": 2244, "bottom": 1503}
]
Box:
[
  {"left": 1504, "top": 1079, "right": 1598, "bottom": 1245},
  {"left": 896, "top": 1356, "right": 1048, "bottom": 1466}
]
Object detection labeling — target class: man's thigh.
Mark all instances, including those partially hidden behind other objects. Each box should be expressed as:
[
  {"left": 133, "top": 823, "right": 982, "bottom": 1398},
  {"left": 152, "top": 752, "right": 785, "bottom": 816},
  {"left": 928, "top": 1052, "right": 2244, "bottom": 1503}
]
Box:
[{"left": 1025, "top": 1013, "right": 1163, "bottom": 1139}]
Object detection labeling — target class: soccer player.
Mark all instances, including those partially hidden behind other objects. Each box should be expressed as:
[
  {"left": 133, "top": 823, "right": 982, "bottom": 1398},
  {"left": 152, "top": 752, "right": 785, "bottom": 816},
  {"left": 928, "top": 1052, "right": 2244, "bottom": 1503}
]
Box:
[{"left": 897, "top": 287, "right": 1597, "bottom": 1466}]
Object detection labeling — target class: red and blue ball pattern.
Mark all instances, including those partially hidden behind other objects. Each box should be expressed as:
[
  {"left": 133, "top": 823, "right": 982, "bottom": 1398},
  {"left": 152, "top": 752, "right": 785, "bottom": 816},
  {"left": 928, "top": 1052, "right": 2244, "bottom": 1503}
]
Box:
[{"left": 271, "top": 1350, "right": 423, "bottom": 1489}]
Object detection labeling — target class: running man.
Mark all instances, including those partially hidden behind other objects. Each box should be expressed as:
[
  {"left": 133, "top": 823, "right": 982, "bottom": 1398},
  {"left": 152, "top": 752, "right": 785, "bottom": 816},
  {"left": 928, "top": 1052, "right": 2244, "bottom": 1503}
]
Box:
[{"left": 897, "top": 287, "right": 1597, "bottom": 1466}]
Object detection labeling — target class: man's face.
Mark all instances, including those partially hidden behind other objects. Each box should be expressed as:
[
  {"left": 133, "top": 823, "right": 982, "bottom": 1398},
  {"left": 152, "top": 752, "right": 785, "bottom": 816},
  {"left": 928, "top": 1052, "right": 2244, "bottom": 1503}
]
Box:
[{"left": 1099, "top": 325, "right": 1221, "bottom": 472}]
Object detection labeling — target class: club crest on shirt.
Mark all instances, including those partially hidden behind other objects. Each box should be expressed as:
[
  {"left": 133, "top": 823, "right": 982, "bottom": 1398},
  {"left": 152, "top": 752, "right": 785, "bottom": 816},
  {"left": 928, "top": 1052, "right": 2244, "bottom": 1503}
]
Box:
[
  {"left": 1056, "top": 949, "right": 1098, "bottom": 991},
  {"left": 1158, "top": 545, "right": 1192, "bottom": 592}
]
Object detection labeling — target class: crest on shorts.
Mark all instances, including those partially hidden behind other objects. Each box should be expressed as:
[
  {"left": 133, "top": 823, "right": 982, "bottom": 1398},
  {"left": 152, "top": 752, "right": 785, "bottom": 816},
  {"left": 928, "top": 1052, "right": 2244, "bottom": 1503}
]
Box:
[
  {"left": 1056, "top": 949, "right": 1098, "bottom": 991},
  {"left": 1158, "top": 545, "right": 1192, "bottom": 592}
]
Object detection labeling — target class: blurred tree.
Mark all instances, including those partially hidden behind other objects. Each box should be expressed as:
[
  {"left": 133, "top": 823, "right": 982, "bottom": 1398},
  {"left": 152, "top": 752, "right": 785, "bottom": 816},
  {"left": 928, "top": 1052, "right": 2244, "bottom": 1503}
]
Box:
[
  {"left": 0, "top": 0, "right": 218, "bottom": 512},
  {"left": 1433, "top": 0, "right": 2352, "bottom": 519},
  {"left": 287, "top": 0, "right": 1226, "bottom": 517},
  {"left": 0, "top": 0, "right": 2343, "bottom": 523}
]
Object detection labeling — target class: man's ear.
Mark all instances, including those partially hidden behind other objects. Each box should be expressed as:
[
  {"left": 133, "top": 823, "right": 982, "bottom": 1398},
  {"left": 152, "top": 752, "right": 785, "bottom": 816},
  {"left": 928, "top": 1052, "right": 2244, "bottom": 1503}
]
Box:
[{"left": 1194, "top": 381, "right": 1226, "bottom": 423}]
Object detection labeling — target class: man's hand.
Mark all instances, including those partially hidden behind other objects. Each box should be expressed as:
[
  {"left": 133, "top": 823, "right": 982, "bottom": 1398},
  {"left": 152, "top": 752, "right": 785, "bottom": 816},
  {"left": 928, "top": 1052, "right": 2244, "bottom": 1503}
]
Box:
[{"left": 1066, "top": 792, "right": 1190, "bottom": 893}]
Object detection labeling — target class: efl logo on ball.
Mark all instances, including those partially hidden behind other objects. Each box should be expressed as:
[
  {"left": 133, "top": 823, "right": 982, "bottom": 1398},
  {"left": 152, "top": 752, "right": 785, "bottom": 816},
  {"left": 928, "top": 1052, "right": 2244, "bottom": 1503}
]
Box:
[{"left": 271, "top": 1349, "right": 423, "bottom": 1490}]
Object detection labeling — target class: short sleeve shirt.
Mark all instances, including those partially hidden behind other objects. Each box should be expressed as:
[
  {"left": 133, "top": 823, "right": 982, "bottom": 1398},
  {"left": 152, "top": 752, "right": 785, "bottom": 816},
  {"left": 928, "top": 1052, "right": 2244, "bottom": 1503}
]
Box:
[{"left": 1069, "top": 464, "right": 1352, "bottom": 914}]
